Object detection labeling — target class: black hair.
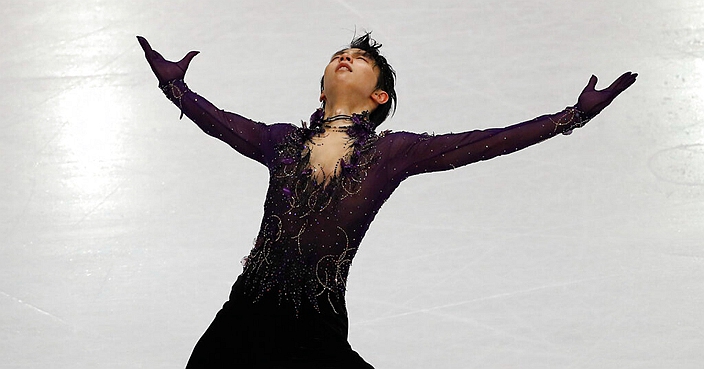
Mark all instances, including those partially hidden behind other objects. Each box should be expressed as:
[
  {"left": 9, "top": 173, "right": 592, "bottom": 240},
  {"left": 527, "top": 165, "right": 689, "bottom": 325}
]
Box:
[{"left": 321, "top": 32, "right": 397, "bottom": 127}]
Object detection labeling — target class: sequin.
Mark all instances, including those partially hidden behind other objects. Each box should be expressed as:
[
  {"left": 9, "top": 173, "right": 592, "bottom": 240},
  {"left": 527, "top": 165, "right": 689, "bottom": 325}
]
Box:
[
  {"left": 241, "top": 115, "right": 381, "bottom": 313},
  {"left": 159, "top": 81, "right": 583, "bottom": 316}
]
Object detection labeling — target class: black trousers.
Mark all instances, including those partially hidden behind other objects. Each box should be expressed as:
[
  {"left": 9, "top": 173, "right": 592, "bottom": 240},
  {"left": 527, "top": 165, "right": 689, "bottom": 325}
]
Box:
[{"left": 186, "top": 276, "right": 374, "bottom": 369}]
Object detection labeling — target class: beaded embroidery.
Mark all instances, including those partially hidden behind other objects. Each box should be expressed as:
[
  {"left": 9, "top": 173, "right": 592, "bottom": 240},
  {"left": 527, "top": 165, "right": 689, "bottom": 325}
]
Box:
[
  {"left": 159, "top": 79, "right": 187, "bottom": 119},
  {"left": 155, "top": 78, "right": 588, "bottom": 317},
  {"left": 241, "top": 109, "right": 381, "bottom": 314},
  {"left": 551, "top": 106, "right": 592, "bottom": 135}
]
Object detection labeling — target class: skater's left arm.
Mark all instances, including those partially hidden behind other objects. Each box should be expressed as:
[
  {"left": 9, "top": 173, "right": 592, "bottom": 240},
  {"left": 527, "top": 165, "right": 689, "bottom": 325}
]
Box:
[{"left": 387, "top": 72, "right": 637, "bottom": 178}]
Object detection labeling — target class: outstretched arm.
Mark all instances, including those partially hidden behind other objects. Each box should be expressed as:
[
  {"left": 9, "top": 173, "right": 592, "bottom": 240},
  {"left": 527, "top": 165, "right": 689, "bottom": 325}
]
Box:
[
  {"left": 137, "top": 36, "right": 284, "bottom": 165},
  {"left": 389, "top": 72, "right": 637, "bottom": 177}
]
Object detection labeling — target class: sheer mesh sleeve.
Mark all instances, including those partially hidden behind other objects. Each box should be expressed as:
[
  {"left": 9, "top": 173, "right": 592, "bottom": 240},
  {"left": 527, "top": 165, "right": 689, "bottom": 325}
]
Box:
[
  {"left": 386, "top": 109, "right": 580, "bottom": 179},
  {"left": 160, "top": 79, "right": 292, "bottom": 166}
]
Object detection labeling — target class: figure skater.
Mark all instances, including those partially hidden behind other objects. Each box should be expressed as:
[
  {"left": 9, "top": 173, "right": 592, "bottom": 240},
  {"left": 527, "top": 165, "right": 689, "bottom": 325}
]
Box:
[{"left": 137, "top": 33, "right": 636, "bottom": 368}]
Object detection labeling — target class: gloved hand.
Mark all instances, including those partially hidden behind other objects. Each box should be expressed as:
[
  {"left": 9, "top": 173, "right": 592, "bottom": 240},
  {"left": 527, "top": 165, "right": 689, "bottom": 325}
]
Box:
[
  {"left": 576, "top": 72, "right": 638, "bottom": 117},
  {"left": 137, "top": 36, "right": 200, "bottom": 85}
]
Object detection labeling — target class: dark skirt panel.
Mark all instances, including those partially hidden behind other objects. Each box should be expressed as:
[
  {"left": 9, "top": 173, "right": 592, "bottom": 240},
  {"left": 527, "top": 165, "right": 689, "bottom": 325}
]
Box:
[{"left": 186, "top": 276, "right": 374, "bottom": 369}]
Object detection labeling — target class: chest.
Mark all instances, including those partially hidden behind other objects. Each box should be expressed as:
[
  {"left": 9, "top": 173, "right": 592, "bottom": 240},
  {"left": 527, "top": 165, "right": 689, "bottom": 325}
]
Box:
[
  {"left": 270, "top": 129, "right": 385, "bottom": 216},
  {"left": 304, "top": 133, "right": 355, "bottom": 185}
]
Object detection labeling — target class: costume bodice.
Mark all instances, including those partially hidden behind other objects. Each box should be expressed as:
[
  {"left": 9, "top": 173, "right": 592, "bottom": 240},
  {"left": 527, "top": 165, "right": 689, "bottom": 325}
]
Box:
[{"left": 160, "top": 79, "right": 582, "bottom": 314}]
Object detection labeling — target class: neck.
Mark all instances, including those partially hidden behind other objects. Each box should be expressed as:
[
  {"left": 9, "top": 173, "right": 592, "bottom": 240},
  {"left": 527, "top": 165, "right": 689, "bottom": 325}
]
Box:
[
  {"left": 323, "top": 97, "right": 377, "bottom": 121},
  {"left": 319, "top": 115, "right": 353, "bottom": 135},
  {"left": 309, "top": 105, "right": 375, "bottom": 136},
  {"left": 323, "top": 114, "right": 353, "bottom": 123}
]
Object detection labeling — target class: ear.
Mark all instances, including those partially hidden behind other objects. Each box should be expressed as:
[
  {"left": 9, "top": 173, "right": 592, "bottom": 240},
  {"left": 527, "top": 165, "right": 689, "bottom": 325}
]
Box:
[
  {"left": 319, "top": 91, "right": 326, "bottom": 102},
  {"left": 372, "top": 90, "right": 389, "bottom": 105}
]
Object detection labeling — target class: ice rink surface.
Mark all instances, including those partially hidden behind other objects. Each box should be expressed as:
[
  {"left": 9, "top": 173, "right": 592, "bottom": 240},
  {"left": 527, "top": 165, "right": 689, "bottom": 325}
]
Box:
[{"left": 1, "top": 0, "right": 703, "bottom": 368}]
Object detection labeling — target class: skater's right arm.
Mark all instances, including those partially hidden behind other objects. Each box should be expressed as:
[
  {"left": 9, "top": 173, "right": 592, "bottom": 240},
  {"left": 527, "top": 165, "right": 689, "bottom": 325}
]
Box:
[{"left": 137, "top": 36, "right": 283, "bottom": 165}]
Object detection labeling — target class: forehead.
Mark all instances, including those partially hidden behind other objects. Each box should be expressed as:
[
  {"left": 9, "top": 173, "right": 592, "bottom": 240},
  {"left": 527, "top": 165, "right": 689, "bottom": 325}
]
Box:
[{"left": 331, "top": 48, "right": 370, "bottom": 58}]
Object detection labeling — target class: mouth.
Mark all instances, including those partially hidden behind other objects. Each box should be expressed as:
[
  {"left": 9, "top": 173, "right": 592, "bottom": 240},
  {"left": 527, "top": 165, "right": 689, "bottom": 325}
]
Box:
[{"left": 336, "top": 62, "right": 352, "bottom": 72}]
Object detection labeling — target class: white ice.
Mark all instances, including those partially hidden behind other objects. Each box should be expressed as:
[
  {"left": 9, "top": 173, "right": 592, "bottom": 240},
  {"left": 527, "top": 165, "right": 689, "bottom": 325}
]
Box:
[{"left": 1, "top": 0, "right": 703, "bottom": 368}]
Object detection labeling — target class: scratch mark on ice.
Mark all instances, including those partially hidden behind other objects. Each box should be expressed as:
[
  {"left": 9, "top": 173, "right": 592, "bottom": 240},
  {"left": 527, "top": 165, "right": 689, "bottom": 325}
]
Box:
[
  {"left": 357, "top": 274, "right": 622, "bottom": 325},
  {"left": 0, "top": 290, "right": 69, "bottom": 326}
]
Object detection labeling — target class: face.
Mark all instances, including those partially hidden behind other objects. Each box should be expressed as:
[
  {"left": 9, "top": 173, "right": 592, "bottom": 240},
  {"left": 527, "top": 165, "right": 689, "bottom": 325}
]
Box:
[{"left": 321, "top": 48, "right": 383, "bottom": 103}]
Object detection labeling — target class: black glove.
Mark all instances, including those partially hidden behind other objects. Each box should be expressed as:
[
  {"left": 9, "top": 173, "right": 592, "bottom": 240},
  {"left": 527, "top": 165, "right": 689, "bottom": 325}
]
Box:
[
  {"left": 137, "top": 36, "right": 199, "bottom": 85},
  {"left": 576, "top": 72, "right": 638, "bottom": 117}
]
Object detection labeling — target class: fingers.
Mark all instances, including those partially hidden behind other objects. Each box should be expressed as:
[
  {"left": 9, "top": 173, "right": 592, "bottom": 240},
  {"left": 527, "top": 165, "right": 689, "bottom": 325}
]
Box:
[
  {"left": 137, "top": 35, "right": 165, "bottom": 63},
  {"left": 610, "top": 72, "right": 630, "bottom": 90},
  {"left": 177, "top": 50, "right": 200, "bottom": 71},
  {"left": 620, "top": 72, "right": 638, "bottom": 90},
  {"left": 608, "top": 72, "right": 638, "bottom": 93},
  {"left": 581, "top": 75, "right": 598, "bottom": 94},
  {"left": 587, "top": 75, "right": 598, "bottom": 90},
  {"left": 136, "top": 35, "right": 153, "bottom": 53}
]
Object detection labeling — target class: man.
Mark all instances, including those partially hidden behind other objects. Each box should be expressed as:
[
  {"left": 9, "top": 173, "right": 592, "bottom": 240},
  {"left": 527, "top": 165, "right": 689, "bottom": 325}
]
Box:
[{"left": 138, "top": 34, "right": 636, "bottom": 368}]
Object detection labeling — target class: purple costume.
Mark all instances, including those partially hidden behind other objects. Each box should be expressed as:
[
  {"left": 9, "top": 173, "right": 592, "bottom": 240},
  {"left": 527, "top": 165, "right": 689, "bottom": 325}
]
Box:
[{"left": 159, "top": 79, "right": 587, "bottom": 368}]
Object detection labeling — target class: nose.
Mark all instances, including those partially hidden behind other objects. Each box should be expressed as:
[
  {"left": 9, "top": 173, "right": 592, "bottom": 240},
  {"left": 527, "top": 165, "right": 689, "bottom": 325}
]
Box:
[{"left": 339, "top": 52, "right": 352, "bottom": 62}]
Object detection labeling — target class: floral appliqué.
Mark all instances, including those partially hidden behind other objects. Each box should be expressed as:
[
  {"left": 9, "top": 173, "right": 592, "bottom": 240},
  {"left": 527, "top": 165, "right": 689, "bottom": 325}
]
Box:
[{"left": 240, "top": 110, "right": 383, "bottom": 314}]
